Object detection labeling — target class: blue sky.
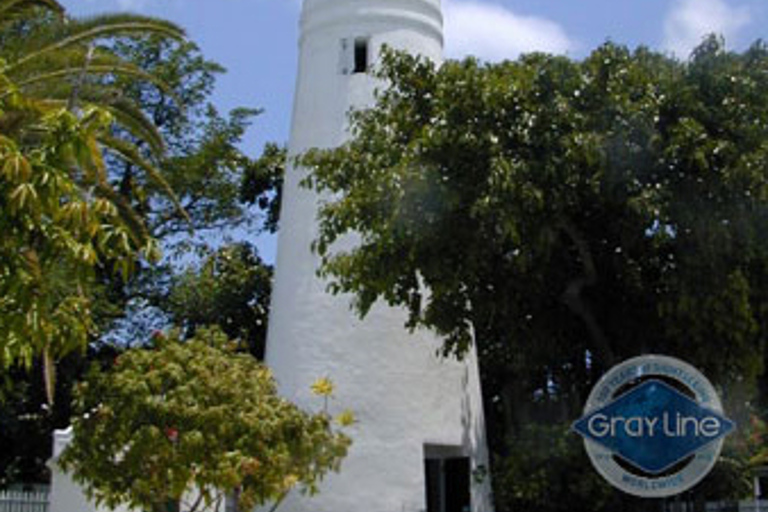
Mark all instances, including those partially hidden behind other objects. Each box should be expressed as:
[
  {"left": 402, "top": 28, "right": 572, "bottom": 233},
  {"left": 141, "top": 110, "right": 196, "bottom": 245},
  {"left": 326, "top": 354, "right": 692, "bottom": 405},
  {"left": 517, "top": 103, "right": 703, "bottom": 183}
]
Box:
[
  {"left": 61, "top": 0, "right": 768, "bottom": 152},
  {"left": 60, "top": 0, "right": 768, "bottom": 260}
]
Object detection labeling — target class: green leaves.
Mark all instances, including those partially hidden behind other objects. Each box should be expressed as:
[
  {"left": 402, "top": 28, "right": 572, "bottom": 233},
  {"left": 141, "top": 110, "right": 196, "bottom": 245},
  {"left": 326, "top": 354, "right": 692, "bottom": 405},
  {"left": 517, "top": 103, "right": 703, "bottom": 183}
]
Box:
[
  {"left": 0, "top": 1, "right": 187, "bottom": 370},
  {"left": 60, "top": 330, "right": 351, "bottom": 512},
  {"left": 304, "top": 40, "right": 768, "bottom": 371},
  {"left": 302, "top": 40, "right": 768, "bottom": 508},
  {"left": 0, "top": 105, "right": 153, "bottom": 369},
  {"left": 168, "top": 243, "right": 272, "bottom": 359},
  {"left": 0, "top": 1, "right": 281, "bottom": 492},
  {"left": 2, "top": 13, "right": 184, "bottom": 76},
  {"left": 240, "top": 142, "right": 285, "bottom": 235}
]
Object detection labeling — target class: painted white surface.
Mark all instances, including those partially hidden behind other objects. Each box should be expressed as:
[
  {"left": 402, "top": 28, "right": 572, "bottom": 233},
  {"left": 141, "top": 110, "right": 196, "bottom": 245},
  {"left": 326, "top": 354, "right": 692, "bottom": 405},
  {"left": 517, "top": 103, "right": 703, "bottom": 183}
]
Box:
[
  {"left": 48, "top": 430, "right": 214, "bottom": 512},
  {"left": 48, "top": 428, "right": 116, "bottom": 512},
  {"left": 265, "top": 1, "right": 493, "bottom": 511},
  {"left": 48, "top": 429, "right": 93, "bottom": 512}
]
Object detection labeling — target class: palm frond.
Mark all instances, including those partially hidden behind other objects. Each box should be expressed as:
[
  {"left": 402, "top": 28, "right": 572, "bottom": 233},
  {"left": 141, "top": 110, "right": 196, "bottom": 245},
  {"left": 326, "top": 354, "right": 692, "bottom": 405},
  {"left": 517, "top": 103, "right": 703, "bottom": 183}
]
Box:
[
  {"left": 103, "top": 100, "right": 165, "bottom": 156},
  {"left": 5, "top": 80, "right": 166, "bottom": 156},
  {"left": 10, "top": 64, "right": 181, "bottom": 111},
  {"left": 100, "top": 134, "right": 191, "bottom": 227},
  {"left": 4, "top": 46, "right": 85, "bottom": 79},
  {"left": 0, "top": 0, "right": 63, "bottom": 22},
  {"left": 8, "top": 47, "right": 182, "bottom": 107},
  {"left": 5, "top": 14, "right": 185, "bottom": 73},
  {"left": 94, "top": 181, "right": 150, "bottom": 247},
  {"left": 54, "top": 85, "right": 168, "bottom": 156}
]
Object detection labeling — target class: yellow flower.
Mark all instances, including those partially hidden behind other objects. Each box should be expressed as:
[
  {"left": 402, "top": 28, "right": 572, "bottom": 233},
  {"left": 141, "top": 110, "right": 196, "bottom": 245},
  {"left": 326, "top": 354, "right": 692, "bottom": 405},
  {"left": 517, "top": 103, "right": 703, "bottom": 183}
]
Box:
[
  {"left": 310, "top": 377, "right": 335, "bottom": 397},
  {"left": 335, "top": 409, "right": 356, "bottom": 427},
  {"left": 282, "top": 474, "right": 299, "bottom": 489}
]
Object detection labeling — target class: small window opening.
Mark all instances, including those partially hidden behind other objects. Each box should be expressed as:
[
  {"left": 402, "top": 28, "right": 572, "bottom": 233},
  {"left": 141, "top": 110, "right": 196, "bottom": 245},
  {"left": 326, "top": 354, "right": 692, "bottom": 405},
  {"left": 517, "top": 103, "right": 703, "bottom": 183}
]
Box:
[{"left": 353, "top": 38, "right": 369, "bottom": 73}]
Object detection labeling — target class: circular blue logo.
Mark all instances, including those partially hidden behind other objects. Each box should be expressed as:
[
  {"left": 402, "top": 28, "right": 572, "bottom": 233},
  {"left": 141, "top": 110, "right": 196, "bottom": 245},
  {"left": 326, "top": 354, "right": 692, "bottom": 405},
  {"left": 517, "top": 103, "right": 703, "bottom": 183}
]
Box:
[{"left": 572, "top": 355, "right": 735, "bottom": 497}]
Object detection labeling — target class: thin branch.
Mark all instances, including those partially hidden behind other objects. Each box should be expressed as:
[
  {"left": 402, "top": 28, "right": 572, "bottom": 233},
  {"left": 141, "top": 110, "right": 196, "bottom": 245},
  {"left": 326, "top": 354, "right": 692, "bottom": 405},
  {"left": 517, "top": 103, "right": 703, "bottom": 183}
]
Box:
[
  {"left": 267, "top": 490, "right": 290, "bottom": 512},
  {"left": 559, "top": 218, "right": 617, "bottom": 366},
  {"left": 67, "top": 44, "right": 94, "bottom": 112}
]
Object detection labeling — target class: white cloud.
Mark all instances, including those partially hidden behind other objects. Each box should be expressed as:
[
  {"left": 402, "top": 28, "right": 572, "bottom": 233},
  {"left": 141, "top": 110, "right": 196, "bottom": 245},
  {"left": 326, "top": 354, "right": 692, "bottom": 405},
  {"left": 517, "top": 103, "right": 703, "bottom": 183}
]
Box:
[
  {"left": 663, "top": 0, "right": 751, "bottom": 57},
  {"left": 115, "top": 0, "right": 147, "bottom": 10},
  {"left": 443, "top": 0, "right": 575, "bottom": 62},
  {"left": 79, "top": 0, "right": 149, "bottom": 11}
]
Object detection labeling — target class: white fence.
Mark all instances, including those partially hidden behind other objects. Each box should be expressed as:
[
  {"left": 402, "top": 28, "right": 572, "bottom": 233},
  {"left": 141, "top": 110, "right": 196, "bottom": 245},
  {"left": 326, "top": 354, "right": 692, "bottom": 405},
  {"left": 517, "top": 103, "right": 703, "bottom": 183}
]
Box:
[
  {"left": 0, "top": 488, "right": 49, "bottom": 512},
  {"left": 734, "top": 502, "right": 768, "bottom": 512},
  {"left": 664, "top": 500, "right": 768, "bottom": 512}
]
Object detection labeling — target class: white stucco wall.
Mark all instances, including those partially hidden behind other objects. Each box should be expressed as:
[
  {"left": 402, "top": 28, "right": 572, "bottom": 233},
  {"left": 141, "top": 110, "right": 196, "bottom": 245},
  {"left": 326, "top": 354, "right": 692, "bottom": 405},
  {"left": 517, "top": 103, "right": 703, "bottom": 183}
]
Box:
[
  {"left": 49, "top": 428, "right": 95, "bottom": 512},
  {"left": 49, "top": 430, "right": 218, "bottom": 512},
  {"left": 265, "top": 1, "right": 493, "bottom": 511}
]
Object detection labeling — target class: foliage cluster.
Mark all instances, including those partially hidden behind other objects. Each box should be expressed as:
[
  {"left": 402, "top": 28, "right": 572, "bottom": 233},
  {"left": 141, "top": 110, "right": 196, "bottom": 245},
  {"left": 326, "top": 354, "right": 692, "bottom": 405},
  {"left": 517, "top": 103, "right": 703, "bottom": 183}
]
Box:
[
  {"left": 169, "top": 243, "right": 272, "bottom": 359},
  {"left": 0, "top": 0, "right": 185, "bottom": 395},
  {"left": 302, "top": 38, "right": 768, "bottom": 510},
  {"left": 59, "top": 329, "right": 351, "bottom": 512},
  {"left": 0, "top": 0, "right": 285, "bottom": 491}
]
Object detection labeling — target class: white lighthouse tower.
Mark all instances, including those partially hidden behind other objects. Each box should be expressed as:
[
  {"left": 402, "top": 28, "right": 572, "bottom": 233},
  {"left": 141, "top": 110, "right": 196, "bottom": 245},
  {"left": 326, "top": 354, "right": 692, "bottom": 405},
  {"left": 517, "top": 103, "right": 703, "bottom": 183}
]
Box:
[{"left": 265, "top": 1, "right": 493, "bottom": 511}]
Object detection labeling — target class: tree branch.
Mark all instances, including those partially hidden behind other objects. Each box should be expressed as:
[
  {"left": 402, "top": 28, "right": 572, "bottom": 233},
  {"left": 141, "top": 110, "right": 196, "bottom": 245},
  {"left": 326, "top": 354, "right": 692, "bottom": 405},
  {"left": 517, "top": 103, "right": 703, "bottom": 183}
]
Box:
[
  {"left": 185, "top": 487, "right": 206, "bottom": 512},
  {"left": 559, "top": 219, "right": 616, "bottom": 366}
]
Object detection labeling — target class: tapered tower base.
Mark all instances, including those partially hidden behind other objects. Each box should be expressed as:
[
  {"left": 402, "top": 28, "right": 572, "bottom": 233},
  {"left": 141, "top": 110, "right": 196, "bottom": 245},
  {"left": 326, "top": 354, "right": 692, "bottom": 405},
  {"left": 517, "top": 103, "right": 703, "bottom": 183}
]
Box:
[{"left": 265, "top": 1, "right": 493, "bottom": 511}]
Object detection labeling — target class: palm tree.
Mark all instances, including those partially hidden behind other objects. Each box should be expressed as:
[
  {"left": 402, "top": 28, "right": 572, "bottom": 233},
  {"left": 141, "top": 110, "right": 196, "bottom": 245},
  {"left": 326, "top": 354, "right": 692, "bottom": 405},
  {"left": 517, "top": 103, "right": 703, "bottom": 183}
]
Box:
[
  {"left": 0, "top": 0, "right": 186, "bottom": 191},
  {"left": 0, "top": 0, "right": 188, "bottom": 401}
]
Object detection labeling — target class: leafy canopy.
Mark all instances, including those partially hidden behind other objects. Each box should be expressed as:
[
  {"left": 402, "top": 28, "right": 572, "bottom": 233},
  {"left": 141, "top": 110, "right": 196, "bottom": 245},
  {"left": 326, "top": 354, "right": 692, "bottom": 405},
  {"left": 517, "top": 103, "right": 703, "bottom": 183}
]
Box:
[
  {"left": 302, "top": 38, "right": 768, "bottom": 386},
  {"left": 0, "top": 0, "right": 287, "bottom": 492},
  {"left": 0, "top": 105, "right": 161, "bottom": 369},
  {"left": 302, "top": 38, "right": 768, "bottom": 510},
  {"left": 0, "top": 0, "right": 187, "bottom": 372},
  {"left": 168, "top": 243, "right": 272, "bottom": 359}
]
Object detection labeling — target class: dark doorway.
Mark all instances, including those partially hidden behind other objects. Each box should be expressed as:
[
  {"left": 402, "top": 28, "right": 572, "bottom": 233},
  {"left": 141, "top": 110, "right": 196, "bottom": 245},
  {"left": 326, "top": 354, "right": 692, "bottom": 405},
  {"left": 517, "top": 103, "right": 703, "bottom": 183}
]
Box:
[
  {"left": 425, "top": 456, "right": 470, "bottom": 512},
  {"left": 758, "top": 475, "right": 768, "bottom": 500}
]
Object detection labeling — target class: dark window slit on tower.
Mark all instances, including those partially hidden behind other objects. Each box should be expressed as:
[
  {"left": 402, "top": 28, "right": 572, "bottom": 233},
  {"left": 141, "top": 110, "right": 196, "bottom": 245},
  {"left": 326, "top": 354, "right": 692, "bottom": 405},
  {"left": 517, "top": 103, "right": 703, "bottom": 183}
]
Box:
[{"left": 354, "top": 37, "right": 369, "bottom": 73}]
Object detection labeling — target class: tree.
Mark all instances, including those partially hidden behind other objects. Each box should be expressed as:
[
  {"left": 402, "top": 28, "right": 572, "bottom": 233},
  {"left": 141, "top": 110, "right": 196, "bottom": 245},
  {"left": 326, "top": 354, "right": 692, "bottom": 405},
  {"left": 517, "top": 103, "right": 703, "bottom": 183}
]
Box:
[
  {"left": 301, "top": 39, "right": 768, "bottom": 510},
  {"left": 106, "top": 35, "right": 264, "bottom": 242},
  {"left": 0, "top": 5, "right": 187, "bottom": 484},
  {"left": 2, "top": 0, "right": 183, "bottom": 140},
  {"left": 0, "top": 348, "right": 115, "bottom": 487},
  {"left": 90, "top": 34, "right": 282, "bottom": 343},
  {"left": 1, "top": 0, "right": 185, "bottom": 181},
  {"left": 0, "top": 0, "right": 186, "bottom": 373},
  {"left": 168, "top": 243, "right": 272, "bottom": 359},
  {"left": 59, "top": 328, "right": 352, "bottom": 512},
  {"left": 241, "top": 142, "right": 285, "bottom": 235},
  {"left": 0, "top": 9, "right": 285, "bottom": 487}
]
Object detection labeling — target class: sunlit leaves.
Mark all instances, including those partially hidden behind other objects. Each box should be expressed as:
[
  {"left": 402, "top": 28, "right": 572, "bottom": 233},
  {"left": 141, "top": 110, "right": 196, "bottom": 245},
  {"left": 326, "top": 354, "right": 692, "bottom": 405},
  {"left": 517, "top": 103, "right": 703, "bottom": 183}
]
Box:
[
  {"left": 0, "top": 103, "right": 157, "bottom": 369},
  {"left": 0, "top": 0, "right": 187, "bottom": 370}
]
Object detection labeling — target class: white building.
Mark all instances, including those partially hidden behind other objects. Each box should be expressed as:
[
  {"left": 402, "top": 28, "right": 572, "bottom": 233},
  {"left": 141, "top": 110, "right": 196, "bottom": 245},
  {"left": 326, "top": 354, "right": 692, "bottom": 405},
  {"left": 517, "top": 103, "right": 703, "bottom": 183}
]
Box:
[
  {"left": 47, "top": 429, "right": 132, "bottom": 512},
  {"left": 264, "top": 1, "right": 492, "bottom": 511}
]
